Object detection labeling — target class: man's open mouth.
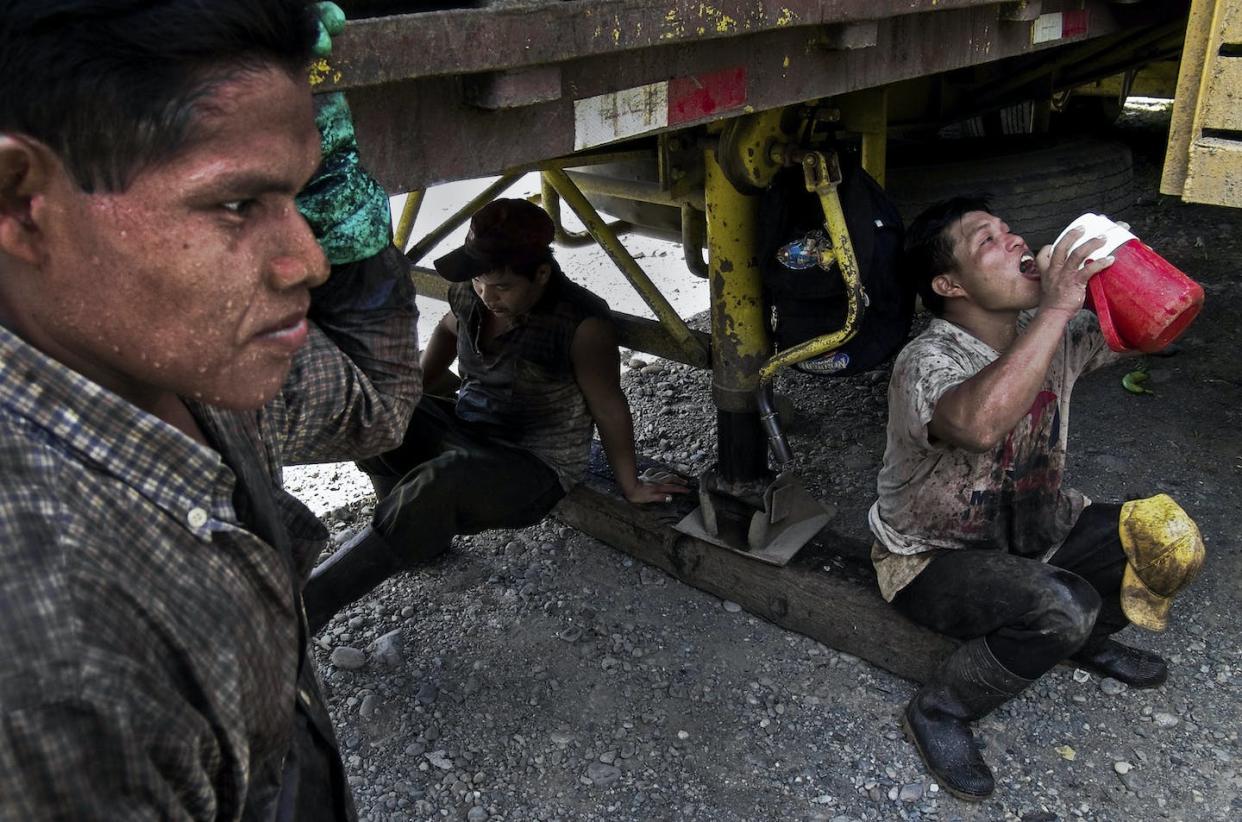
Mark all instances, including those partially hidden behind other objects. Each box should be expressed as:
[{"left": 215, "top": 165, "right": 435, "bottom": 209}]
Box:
[{"left": 1019, "top": 252, "right": 1038, "bottom": 279}]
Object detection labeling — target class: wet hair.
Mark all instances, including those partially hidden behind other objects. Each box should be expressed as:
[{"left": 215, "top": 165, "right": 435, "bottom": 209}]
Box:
[
  {"left": 905, "top": 196, "right": 992, "bottom": 316},
  {"left": 0, "top": 0, "right": 318, "bottom": 192}
]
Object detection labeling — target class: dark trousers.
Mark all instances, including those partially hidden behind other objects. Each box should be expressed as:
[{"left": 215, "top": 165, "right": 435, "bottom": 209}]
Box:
[
  {"left": 356, "top": 396, "right": 567, "bottom": 565},
  {"left": 893, "top": 503, "right": 1128, "bottom": 679}
]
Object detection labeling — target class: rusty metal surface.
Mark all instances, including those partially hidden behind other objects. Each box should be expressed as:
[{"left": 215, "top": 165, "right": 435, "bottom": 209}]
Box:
[
  {"left": 342, "top": 1, "right": 1186, "bottom": 190},
  {"left": 326, "top": 0, "right": 1010, "bottom": 87}
]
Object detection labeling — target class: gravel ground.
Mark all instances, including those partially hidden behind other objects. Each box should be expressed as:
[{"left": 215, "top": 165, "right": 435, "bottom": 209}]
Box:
[{"left": 286, "top": 106, "right": 1242, "bottom": 822}]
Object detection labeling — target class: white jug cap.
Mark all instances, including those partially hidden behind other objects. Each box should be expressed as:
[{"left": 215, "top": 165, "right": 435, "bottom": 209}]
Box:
[{"left": 1054, "top": 213, "right": 1136, "bottom": 259}]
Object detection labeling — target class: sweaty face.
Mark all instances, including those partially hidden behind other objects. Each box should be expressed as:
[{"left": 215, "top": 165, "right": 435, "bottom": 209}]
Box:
[
  {"left": 946, "top": 211, "right": 1040, "bottom": 311},
  {"left": 472, "top": 267, "right": 547, "bottom": 318},
  {"left": 24, "top": 66, "right": 326, "bottom": 411}
]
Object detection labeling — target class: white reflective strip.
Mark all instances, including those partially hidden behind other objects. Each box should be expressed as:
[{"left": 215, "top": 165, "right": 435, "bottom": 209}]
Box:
[
  {"left": 1032, "top": 12, "right": 1064, "bottom": 44},
  {"left": 573, "top": 82, "right": 669, "bottom": 151}
]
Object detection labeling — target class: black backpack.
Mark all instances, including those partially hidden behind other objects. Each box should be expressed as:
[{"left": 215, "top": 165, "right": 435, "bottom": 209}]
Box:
[{"left": 759, "top": 159, "right": 912, "bottom": 376}]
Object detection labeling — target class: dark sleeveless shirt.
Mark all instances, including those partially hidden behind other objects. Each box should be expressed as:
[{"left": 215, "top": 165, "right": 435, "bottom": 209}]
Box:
[{"left": 448, "top": 271, "right": 611, "bottom": 487}]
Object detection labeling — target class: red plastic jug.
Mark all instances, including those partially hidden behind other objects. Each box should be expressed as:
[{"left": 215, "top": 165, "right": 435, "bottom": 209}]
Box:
[{"left": 1054, "top": 213, "right": 1205, "bottom": 354}]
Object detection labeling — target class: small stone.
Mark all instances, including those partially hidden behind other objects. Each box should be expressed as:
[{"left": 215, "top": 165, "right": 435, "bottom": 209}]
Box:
[
  {"left": 359, "top": 694, "right": 381, "bottom": 719},
  {"left": 676, "top": 730, "right": 690, "bottom": 740},
  {"left": 550, "top": 731, "right": 574, "bottom": 746},
  {"left": 330, "top": 646, "right": 366, "bottom": 670},
  {"left": 1100, "top": 677, "right": 1127, "bottom": 696},
  {"left": 374, "top": 629, "right": 404, "bottom": 667},
  {"left": 1153, "top": 712, "right": 1179, "bottom": 728},
  {"left": 640, "top": 364, "right": 664, "bottom": 377},
  {"left": 722, "top": 600, "right": 742, "bottom": 613},
  {"left": 1114, "top": 761, "right": 1133, "bottom": 775},
  {"left": 898, "top": 783, "right": 923, "bottom": 802},
  {"left": 586, "top": 762, "right": 622, "bottom": 786},
  {"left": 425, "top": 750, "right": 453, "bottom": 770},
  {"left": 466, "top": 807, "right": 488, "bottom": 822},
  {"left": 628, "top": 358, "right": 648, "bottom": 369},
  {"left": 558, "top": 626, "right": 583, "bottom": 643},
  {"left": 416, "top": 680, "right": 439, "bottom": 705},
  {"left": 639, "top": 566, "right": 665, "bottom": 586},
  {"left": 1072, "top": 668, "right": 1090, "bottom": 683},
  {"left": 811, "top": 793, "right": 834, "bottom": 804}
]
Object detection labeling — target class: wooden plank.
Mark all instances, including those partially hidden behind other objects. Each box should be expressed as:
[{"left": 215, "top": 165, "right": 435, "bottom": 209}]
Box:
[{"left": 555, "top": 474, "right": 957, "bottom": 685}]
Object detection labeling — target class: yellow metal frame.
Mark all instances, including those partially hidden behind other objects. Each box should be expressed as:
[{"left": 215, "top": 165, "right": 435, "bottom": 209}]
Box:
[
  {"left": 1162, "top": 0, "right": 1242, "bottom": 207},
  {"left": 392, "top": 189, "right": 424, "bottom": 251},
  {"left": 704, "top": 145, "right": 768, "bottom": 412},
  {"left": 404, "top": 173, "right": 523, "bottom": 263},
  {"left": 541, "top": 168, "right": 709, "bottom": 365},
  {"left": 757, "top": 150, "right": 866, "bottom": 384},
  {"left": 396, "top": 101, "right": 877, "bottom": 393}
]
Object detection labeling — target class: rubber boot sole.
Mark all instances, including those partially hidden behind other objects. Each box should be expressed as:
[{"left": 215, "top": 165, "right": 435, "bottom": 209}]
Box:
[{"left": 901, "top": 712, "right": 993, "bottom": 802}]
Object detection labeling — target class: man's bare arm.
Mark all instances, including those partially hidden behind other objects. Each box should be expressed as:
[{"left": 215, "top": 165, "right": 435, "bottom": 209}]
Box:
[
  {"left": 930, "top": 229, "right": 1113, "bottom": 452},
  {"left": 571, "top": 317, "right": 688, "bottom": 503},
  {"left": 420, "top": 312, "right": 459, "bottom": 390}
]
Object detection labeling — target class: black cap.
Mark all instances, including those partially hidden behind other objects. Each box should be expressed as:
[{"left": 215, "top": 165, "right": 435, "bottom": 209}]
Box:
[{"left": 433, "top": 198, "right": 556, "bottom": 282}]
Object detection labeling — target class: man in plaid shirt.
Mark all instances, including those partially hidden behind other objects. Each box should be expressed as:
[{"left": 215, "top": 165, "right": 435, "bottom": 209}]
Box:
[{"left": 0, "top": 1, "right": 419, "bottom": 818}]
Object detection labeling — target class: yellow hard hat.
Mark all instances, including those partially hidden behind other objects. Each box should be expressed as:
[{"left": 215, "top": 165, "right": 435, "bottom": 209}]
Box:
[{"left": 1118, "top": 494, "right": 1206, "bottom": 632}]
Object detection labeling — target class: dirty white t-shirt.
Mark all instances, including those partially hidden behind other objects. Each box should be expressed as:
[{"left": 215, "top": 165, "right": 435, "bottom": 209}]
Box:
[{"left": 868, "top": 310, "right": 1121, "bottom": 601}]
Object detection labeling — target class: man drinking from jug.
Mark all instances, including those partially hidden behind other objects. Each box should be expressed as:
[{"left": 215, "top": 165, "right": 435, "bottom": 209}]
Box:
[{"left": 868, "top": 198, "right": 1205, "bottom": 801}]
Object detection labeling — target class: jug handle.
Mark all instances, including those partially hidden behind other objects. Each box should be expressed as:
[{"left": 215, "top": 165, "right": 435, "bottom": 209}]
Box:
[{"left": 1087, "top": 275, "right": 1131, "bottom": 353}]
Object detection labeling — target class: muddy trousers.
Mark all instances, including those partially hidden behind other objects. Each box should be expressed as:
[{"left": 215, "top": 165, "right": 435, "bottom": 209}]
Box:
[
  {"left": 304, "top": 397, "right": 567, "bottom": 633},
  {"left": 356, "top": 396, "right": 568, "bottom": 564},
  {"left": 892, "top": 503, "right": 1128, "bottom": 680}
]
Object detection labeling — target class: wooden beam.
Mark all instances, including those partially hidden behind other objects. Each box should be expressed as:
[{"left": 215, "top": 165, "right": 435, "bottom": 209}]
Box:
[{"left": 556, "top": 472, "right": 956, "bottom": 684}]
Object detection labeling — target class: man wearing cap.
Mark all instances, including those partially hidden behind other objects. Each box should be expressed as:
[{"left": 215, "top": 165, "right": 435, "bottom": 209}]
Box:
[
  {"left": 303, "top": 198, "right": 688, "bottom": 632},
  {"left": 868, "top": 199, "right": 1205, "bottom": 801}
]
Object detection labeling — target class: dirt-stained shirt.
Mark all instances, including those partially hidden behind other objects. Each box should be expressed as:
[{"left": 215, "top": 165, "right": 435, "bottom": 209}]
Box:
[
  {"left": 868, "top": 311, "right": 1120, "bottom": 601},
  {"left": 449, "top": 269, "right": 611, "bottom": 489},
  {"left": 0, "top": 246, "right": 420, "bottom": 821}
]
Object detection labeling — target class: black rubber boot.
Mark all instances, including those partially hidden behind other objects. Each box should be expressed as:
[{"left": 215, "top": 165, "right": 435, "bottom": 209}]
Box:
[
  {"left": 303, "top": 527, "right": 403, "bottom": 635},
  {"left": 1069, "top": 638, "right": 1168, "bottom": 688},
  {"left": 904, "top": 639, "right": 1034, "bottom": 801}
]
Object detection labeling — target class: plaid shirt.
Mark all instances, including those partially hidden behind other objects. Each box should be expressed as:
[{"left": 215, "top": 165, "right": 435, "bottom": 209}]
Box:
[{"left": 0, "top": 246, "right": 420, "bottom": 821}]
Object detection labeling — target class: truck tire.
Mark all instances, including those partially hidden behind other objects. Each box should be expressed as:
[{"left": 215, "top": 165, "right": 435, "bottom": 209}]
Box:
[{"left": 885, "top": 138, "right": 1134, "bottom": 247}]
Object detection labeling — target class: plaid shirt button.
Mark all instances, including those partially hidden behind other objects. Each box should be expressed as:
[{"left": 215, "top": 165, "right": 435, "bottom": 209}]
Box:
[{"left": 187, "top": 507, "right": 208, "bottom": 529}]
